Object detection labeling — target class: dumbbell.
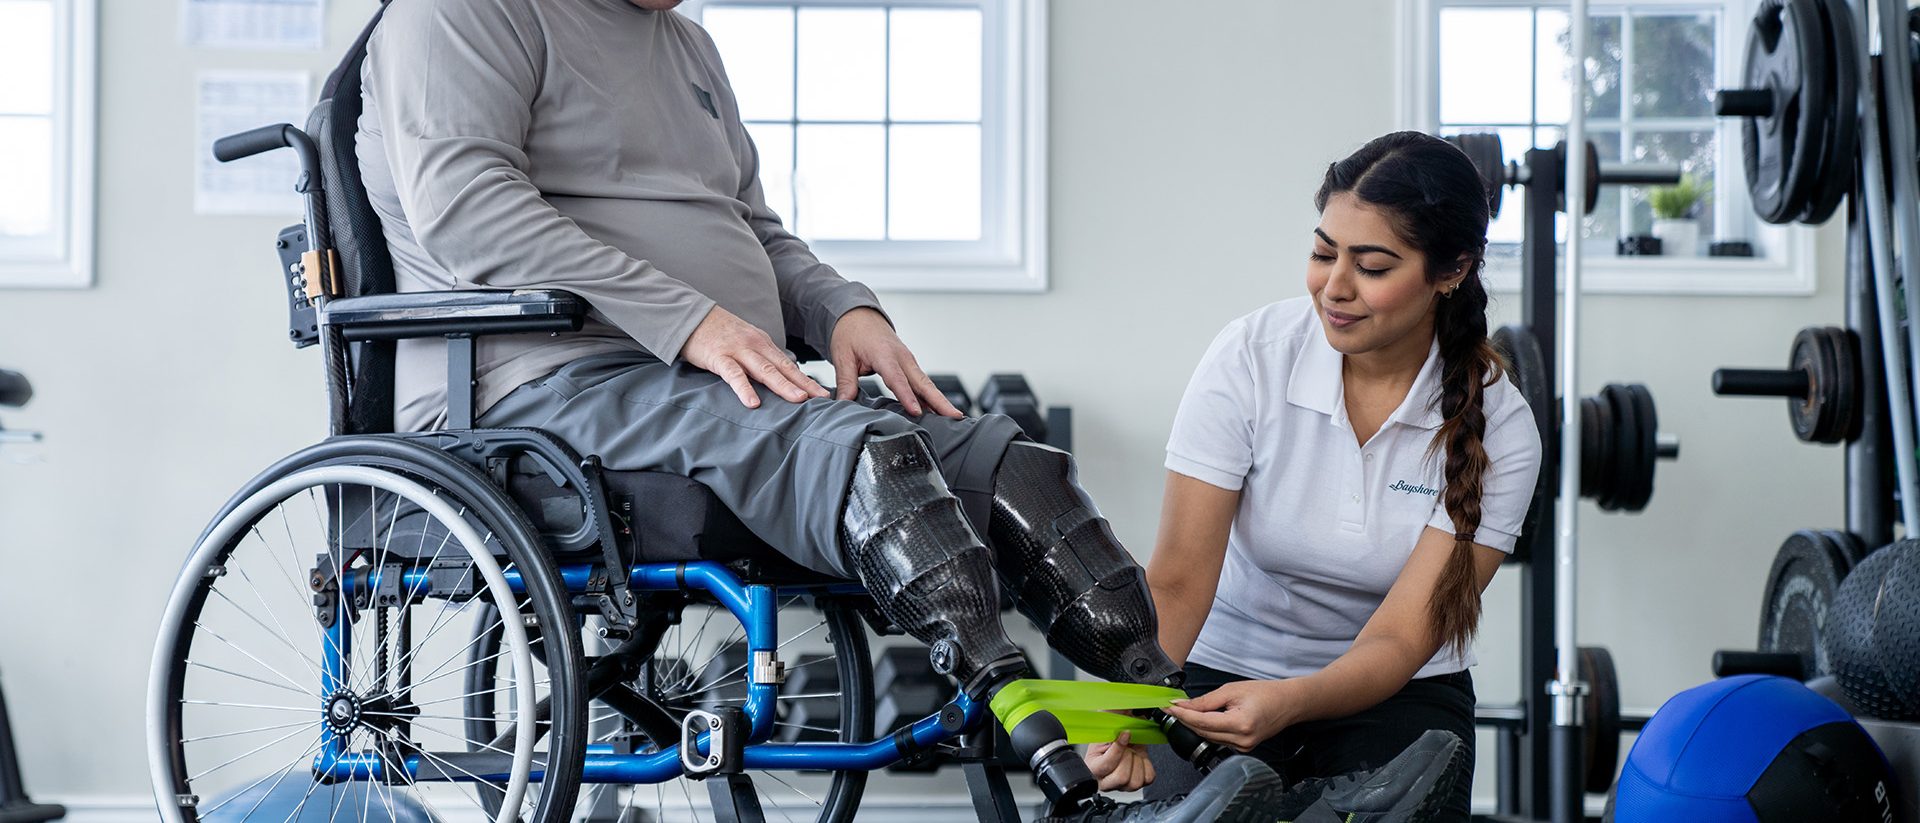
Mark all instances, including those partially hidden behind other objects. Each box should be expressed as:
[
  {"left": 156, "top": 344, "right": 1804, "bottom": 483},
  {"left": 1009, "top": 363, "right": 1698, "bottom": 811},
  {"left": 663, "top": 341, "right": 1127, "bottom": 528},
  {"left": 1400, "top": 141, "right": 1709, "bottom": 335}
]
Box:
[
  {"left": 1712, "top": 326, "right": 1861, "bottom": 444},
  {"left": 874, "top": 645, "right": 949, "bottom": 771},
  {"left": 774, "top": 653, "right": 842, "bottom": 744}
]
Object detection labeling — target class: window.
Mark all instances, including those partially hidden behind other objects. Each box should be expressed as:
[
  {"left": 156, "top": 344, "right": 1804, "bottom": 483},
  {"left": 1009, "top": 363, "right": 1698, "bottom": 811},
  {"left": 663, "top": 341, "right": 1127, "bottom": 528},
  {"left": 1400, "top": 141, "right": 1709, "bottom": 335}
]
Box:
[
  {"left": 688, "top": 0, "right": 1046, "bottom": 292},
  {"left": 0, "top": 0, "right": 94, "bottom": 288},
  {"left": 1406, "top": 0, "right": 1810, "bottom": 295}
]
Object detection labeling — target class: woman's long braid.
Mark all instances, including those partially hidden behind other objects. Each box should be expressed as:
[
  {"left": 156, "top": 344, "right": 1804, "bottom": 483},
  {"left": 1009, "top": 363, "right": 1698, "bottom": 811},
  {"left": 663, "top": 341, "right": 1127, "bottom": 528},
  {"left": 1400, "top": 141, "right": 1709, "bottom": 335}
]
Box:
[{"left": 1430, "top": 267, "right": 1500, "bottom": 656}]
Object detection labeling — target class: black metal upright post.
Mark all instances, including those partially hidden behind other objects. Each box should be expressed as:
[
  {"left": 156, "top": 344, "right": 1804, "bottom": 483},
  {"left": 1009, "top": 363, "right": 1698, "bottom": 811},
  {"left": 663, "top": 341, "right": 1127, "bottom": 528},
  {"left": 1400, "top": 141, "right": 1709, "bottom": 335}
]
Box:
[
  {"left": 1515, "top": 146, "right": 1564, "bottom": 820},
  {"left": 1846, "top": 201, "right": 1895, "bottom": 547}
]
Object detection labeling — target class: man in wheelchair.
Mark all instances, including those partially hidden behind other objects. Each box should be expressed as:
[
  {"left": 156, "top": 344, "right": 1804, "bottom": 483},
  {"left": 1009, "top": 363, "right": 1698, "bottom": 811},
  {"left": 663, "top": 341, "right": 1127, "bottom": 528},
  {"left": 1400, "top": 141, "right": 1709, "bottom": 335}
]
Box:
[{"left": 343, "top": 0, "right": 1463, "bottom": 820}]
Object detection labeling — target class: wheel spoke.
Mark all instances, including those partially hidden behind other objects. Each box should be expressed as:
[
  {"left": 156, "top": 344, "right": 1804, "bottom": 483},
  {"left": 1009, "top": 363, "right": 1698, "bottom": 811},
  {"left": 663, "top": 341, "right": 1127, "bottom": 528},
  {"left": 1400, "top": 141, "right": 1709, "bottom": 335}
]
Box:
[
  {"left": 186, "top": 720, "right": 322, "bottom": 783},
  {"left": 222, "top": 557, "right": 326, "bottom": 682},
  {"left": 186, "top": 659, "right": 316, "bottom": 699},
  {"left": 190, "top": 621, "right": 315, "bottom": 697},
  {"left": 195, "top": 734, "right": 325, "bottom": 818}
]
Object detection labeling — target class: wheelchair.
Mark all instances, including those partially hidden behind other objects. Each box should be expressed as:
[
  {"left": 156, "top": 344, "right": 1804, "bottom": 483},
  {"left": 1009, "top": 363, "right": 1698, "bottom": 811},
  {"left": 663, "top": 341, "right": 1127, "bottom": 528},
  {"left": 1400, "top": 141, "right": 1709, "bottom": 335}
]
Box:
[{"left": 145, "top": 10, "right": 1187, "bottom": 823}]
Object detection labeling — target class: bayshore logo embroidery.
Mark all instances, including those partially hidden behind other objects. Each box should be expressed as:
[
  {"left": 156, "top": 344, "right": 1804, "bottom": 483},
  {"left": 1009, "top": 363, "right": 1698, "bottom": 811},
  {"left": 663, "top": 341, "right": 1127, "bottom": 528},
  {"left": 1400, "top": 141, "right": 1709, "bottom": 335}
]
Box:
[{"left": 1389, "top": 480, "right": 1439, "bottom": 497}]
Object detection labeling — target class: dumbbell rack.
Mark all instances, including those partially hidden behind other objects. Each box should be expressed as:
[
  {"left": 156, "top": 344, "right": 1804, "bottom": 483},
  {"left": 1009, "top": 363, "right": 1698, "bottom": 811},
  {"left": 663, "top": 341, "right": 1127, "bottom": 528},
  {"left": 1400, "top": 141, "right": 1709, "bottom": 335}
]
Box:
[{"left": 1454, "top": 140, "right": 1681, "bottom": 823}]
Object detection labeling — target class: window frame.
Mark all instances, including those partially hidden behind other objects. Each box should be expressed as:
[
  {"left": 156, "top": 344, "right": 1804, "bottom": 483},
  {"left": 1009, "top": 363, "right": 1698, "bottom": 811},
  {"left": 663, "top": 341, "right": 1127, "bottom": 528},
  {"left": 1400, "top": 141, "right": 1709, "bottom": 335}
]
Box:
[
  {"left": 685, "top": 0, "right": 1048, "bottom": 293},
  {"left": 0, "top": 0, "right": 95, "bottom": 289},
  {"left": 1400, "top": 0, "right": 1815, "bottom": 296}
]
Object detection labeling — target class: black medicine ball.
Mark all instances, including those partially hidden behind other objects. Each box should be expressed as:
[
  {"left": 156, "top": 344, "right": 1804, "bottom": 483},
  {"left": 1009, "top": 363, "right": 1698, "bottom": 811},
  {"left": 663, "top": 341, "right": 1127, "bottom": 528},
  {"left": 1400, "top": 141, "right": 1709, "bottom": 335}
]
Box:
[{"left": 1825, "top": 539, "right": 1920, "bottom": 721}]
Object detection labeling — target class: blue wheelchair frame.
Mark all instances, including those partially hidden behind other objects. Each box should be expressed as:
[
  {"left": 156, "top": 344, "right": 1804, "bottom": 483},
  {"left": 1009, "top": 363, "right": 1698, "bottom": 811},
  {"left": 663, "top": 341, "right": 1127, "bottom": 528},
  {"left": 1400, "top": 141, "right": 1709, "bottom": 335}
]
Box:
[{"left": 317, "top": 560, "right": 987, "bottom": 786}]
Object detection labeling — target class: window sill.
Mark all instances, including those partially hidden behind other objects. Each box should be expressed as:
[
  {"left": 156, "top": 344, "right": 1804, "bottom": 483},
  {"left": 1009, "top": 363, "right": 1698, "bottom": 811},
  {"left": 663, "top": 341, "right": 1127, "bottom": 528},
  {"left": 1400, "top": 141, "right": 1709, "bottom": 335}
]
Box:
[
  {"left": 1482, "top": 231, "right": 1815, "bottom": 297},
  {"left": 0, "top": 257, "right": 93, "bottom": 289}
]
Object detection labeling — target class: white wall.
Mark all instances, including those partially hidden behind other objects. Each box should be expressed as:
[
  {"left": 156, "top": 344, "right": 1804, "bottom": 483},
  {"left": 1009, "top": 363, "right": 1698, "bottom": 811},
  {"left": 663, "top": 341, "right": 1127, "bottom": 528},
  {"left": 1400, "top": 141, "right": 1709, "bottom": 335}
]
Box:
[{"left": 0, "top": 0, "right": 1849, "bottom": 807}]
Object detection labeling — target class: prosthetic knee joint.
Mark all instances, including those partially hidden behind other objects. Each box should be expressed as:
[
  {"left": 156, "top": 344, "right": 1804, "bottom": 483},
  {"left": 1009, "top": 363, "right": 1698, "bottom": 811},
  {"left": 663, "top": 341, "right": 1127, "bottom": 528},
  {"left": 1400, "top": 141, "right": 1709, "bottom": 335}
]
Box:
[
  {"left": 988, "top": 441, "right": 1183, "bottom": 687},
  {"left": 840, "top": 431, "right": 1024, "bottom": 694}
]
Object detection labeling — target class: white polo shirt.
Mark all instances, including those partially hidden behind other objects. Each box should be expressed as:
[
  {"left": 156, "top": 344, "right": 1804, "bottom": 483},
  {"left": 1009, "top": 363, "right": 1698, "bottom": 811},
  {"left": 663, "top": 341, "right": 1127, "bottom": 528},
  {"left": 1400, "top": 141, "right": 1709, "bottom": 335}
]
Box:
[{"left": 1166, "top": 296, "right": 1541, "bottom": 680}]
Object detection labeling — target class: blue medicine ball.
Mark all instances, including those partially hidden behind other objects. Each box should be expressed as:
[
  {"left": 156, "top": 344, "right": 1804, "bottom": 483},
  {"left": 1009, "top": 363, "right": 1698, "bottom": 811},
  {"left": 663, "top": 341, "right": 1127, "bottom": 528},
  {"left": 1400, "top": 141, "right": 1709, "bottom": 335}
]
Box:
[{"left": 1613, "top": 675, "right": 1898, "bottom": 822}]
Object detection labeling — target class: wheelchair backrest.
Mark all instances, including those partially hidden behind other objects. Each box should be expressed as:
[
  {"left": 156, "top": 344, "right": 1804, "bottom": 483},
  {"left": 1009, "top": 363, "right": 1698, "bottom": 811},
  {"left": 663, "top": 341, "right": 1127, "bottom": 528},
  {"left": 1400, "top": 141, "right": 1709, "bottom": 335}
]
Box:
[{"left": 310, "top": 3, "right": 397, "bottom": 435}]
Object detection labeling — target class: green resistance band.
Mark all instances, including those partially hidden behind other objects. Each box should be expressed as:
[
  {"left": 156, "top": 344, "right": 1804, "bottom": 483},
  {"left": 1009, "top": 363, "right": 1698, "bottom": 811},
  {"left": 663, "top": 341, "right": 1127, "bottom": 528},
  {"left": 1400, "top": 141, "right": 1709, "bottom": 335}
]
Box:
[{"left": 989, "top": 679, "right": 1188, "bottom": 745}]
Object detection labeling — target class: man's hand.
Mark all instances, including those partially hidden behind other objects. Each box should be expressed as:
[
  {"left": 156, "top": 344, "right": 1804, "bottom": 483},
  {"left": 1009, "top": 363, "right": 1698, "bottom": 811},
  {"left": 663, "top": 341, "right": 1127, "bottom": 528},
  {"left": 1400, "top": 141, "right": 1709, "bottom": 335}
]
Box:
[
  {"left": 682, "top": 306, "right": 829, "bottom": 409},
  {"left": 829, "top": 308, "right": 962, "bottom": 418},
  {"left": 1161, "top": 680, "right": 1296, "bottom": 752},
  {"left": 1085, "top": 730, "right": 1156, "bottom": 792}
]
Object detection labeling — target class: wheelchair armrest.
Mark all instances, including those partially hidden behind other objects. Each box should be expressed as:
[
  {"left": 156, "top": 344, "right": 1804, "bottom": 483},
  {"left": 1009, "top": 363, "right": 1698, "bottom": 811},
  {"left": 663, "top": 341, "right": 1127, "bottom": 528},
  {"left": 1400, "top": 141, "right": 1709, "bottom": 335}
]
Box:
[{"left": 323, "top": 290, "right": 587, "bottom": 342}]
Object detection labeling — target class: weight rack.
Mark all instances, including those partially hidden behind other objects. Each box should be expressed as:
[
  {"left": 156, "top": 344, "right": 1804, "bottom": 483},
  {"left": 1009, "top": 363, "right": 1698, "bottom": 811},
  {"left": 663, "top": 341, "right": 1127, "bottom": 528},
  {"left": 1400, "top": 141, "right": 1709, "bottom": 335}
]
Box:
[{"left": 1444, "top": 134, "right": 1682, "bottom": 822}]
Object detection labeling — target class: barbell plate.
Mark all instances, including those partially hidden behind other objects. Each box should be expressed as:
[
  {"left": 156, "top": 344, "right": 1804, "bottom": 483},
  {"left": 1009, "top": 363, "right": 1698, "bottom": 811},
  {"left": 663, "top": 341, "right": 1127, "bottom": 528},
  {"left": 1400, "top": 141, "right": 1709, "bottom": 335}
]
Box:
[
  {"left": 1758, "top": 529, "right": 1851, "bottom": 678},
  {"left": 1492, "top": 325, "right": 1551, "bottom": 563},
  {"left": 1579, "top": 395, "right": 1604, "bottom": 499},
  {"left": 1820, "top": 528, "right": 1870, "bottom": 569},
  {"left": 1796, "top": 0, "right": 1858, "bottom": 225},
  {"left": 1624, "top": 384, "right": 1659, "bottom": 511},
  {"left": 1742, "top": 0, "right": 1832, "bottom": 224},
  {"left": 1599, "top": 385, "right": 1638, "bottom": 511},
  {"left": 1821, "top": 326, "right": 1861, "bottom": 442},
  {"left": 1788, "top": 326, "right": 1832, "bottom": 442},
  {"left": 1581, "top": 646, "right": 1622, "bottom": 794}
]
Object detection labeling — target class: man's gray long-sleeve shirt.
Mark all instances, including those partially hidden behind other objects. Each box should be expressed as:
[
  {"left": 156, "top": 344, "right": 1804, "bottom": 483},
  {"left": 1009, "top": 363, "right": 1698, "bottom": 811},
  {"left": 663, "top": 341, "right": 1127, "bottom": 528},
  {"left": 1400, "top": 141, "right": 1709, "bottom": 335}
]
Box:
[{"left": 358, "top": 0, "right": 882, "bottom": 431}]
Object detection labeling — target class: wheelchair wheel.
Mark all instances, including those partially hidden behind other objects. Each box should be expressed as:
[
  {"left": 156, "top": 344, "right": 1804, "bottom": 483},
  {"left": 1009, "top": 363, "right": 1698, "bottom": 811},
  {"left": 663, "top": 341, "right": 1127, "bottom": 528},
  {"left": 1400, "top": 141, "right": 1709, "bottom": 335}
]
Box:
[
  {"left": 147, "top": 439, "right": 585, "bottom": 822},
  {"left": 468, "top": 591, "right": 874, "bottom": 822}
]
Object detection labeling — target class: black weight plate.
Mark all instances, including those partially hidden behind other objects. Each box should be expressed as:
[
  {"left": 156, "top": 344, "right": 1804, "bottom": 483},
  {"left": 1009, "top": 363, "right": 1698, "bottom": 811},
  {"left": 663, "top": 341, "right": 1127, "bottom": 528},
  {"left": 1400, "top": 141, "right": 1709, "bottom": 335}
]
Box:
[
  {"left": 1743, "top": 0, "right": 1832, "bottom": 224},
  {"left": 1819, "top": 528, "right": 1869, "bottom": 572},
  {"left": 1788, "top": 326, "right": 1831, "bottom": 442},
  {"left": 1759, "top": 529, "right": 1851, "bottom": 678},
  {"left": 1822, "top": 326, "right": 1861, "bottom": 442},
  {"left": 1581, "top": 646, "right": 1622, "bottom": 794},
  {"left": 1581, "top": 395, "right": 1610, "bottom": 500},
  {"left": 1798, "top": 0, "right": 1858, "bottom": 225},
  {"left": 1601, "top": 385, "right": 1638, "bottom": 512},
  {"left": 1624, "top": 384, "right": 1659, "bottom": 511},
  {"left": 1447, "top": 133, "right": 1507, "bottom": 220},
  {"left": 1493, "top": 325, "right": 1551, "bottom": 563},
  {"left": 1552, "top": 140, "right": 1606, "bottom": 214}
]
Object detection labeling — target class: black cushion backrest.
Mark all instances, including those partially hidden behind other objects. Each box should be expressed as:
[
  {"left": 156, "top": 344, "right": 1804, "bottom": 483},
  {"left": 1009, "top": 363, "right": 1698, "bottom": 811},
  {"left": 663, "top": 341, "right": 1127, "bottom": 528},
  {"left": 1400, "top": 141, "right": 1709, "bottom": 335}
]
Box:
[{"left": 310, "top": 5, "right": 395, "bottom": 434}]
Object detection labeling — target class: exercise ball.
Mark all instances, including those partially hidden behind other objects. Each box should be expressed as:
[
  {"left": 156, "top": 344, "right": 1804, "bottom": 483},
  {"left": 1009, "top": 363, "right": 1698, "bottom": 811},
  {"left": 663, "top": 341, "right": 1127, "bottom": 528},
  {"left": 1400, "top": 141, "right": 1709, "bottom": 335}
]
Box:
[
  {"left": 1612, "top": 675, "right": 1897, "bottom": 822},
  {"left": 200, "top": 778, "right": 436, "bottom": 822},
  {"left": 1826, "top": 539, "right": 1920, "bottom": 721}
]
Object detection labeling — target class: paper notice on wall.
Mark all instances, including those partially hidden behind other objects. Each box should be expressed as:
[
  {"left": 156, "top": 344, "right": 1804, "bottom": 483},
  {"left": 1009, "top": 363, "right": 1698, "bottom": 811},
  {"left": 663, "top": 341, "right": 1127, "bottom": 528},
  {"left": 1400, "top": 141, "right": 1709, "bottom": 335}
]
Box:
[
  {"left": 181, "top": 0, "right": 325, "bottom": 51},
  {"left": 194, "top": 71, "right": 311, "bottom": 216}
]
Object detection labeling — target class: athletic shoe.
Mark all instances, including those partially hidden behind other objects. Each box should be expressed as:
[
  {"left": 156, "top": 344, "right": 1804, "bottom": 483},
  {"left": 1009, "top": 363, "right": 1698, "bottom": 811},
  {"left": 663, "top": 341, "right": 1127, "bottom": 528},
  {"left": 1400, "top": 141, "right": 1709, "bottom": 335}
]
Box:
[
  {"left": 1036, "top": 755, "right": 1287, "bottom": 822},
  {"left": 1274, "top": 728, "right": 1468, "bottom": 822}
]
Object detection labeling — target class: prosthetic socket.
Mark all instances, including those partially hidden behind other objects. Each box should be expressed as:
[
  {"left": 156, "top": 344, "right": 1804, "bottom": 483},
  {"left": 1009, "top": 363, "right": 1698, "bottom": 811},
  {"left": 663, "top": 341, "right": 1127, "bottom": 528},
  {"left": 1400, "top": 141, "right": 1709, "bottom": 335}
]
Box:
[
  {"left": 988, "top": 441, "right": 1184, "bottom": 687},
  {"left": 840, "top": 432, "right": 1025, "bottom": 694}
]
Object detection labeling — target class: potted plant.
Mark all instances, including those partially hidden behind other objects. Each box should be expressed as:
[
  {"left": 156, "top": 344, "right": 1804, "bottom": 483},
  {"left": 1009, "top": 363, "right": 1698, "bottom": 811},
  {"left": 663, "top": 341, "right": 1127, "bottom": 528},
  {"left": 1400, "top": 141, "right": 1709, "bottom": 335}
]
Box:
[{"left": 1648, "top": 176, "right": 1708, "bottom": 258}]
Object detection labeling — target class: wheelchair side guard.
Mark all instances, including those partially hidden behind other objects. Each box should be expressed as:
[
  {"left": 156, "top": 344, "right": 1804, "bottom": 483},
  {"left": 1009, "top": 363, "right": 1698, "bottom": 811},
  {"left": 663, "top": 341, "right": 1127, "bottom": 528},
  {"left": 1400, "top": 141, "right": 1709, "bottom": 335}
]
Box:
[
  {"left": 988, "top": 679, "right": 1186, "bottom": 745},
  {"left": 402, "top": 429, "right": 640, "bottom": 637}
]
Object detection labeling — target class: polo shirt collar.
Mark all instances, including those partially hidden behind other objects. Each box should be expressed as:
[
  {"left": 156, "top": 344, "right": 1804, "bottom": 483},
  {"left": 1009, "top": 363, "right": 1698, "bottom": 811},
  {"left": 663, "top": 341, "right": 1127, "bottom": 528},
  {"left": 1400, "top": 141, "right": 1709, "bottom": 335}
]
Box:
[{"left": 1288, "top": 320, "right": 1446, "bottom": 431}]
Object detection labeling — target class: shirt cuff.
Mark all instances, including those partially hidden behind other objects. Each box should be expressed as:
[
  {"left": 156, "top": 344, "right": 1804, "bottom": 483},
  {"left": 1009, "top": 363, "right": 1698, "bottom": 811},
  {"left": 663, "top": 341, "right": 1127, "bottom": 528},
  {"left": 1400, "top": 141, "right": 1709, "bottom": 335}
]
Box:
[
  {"left": 641, "top": 293, "right": 719, "bottom": 364},
  {"left": 1426, "top": 507, "right": 1519, "bottom": 553},
  {"left": 1165, "top": 452, "right": 1247, "bottom": 491},
  {"left": 806, "top": 281, "right": 886, "bottom": 354}
]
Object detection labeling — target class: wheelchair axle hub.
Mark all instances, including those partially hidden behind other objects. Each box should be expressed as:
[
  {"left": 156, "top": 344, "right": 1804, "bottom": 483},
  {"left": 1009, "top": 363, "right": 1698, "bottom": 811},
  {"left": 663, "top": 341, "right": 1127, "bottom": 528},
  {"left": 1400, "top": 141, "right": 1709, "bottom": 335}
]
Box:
[{"left": 324, "top": 691, "right": 362, "bottom": 735}]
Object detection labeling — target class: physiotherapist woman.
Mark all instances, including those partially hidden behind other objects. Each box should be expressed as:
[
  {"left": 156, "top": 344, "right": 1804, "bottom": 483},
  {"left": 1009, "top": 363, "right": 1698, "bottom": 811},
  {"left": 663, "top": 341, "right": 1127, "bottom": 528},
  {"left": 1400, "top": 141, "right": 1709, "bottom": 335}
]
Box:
[{"left": 1090, "top": 131, "right": 1544, "bottom": 822}]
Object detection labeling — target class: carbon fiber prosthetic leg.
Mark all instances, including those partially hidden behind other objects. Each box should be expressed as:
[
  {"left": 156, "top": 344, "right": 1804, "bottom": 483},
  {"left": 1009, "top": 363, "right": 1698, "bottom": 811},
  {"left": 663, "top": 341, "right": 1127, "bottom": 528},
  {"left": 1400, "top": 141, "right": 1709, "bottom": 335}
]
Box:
[
  {"left": 840, "top": 431, "right": 1026, "bottom": 692},
  {"left": 988, "top": 441, "right": 1184, "bottom": 686}
]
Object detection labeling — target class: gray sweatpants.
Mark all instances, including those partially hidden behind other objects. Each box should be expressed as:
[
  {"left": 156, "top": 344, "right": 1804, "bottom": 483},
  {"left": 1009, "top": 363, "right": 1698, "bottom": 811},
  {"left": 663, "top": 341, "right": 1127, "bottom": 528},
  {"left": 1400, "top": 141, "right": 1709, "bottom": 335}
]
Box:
[{"left": 475, "top": 352, "right": 1026, "bottom": 578}]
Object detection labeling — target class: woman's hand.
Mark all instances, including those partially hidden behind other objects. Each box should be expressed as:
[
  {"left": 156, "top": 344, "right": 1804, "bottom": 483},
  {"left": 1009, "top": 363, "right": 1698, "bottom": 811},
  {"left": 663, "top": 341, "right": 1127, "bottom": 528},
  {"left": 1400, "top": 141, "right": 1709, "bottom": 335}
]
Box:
[
  {"left": 1084, "top": 730, "right": 1155, "bottom": 792},
  {"left": 1161, "top": 680, "right": 1297, "bottom": 752}
]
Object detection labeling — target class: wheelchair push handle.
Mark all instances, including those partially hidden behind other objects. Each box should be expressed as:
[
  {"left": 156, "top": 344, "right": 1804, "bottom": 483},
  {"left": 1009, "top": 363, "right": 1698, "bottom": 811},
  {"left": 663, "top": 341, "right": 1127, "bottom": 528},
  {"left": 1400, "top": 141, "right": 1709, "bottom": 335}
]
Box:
[{"left": 213, "top": 123, "right": 296, "bottom": 162}]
